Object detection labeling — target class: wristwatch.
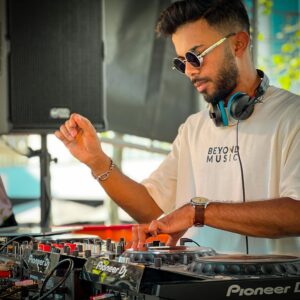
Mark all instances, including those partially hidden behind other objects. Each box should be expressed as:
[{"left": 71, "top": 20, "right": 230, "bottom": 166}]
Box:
[{"left": 190, "top": 197, "right": 210, "bottom": 227}]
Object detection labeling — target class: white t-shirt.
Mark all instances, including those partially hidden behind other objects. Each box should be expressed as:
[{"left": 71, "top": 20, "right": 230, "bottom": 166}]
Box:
[
  {"left": 0, "top": 176, "right": 14, "bottom": 225},
  {"left": 142, "top": 86, "right": 300, "bottom": 255}
]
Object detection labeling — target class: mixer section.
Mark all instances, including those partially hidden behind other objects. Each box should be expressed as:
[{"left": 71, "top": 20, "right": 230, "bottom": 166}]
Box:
[{"left": 1, "top": 232, "right": 300, "bottom": 299}]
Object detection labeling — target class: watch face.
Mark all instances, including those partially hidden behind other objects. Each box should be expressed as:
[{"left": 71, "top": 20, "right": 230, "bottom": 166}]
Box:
[{"left": 191, "top": 197, "right": 209, "bottom": 205}]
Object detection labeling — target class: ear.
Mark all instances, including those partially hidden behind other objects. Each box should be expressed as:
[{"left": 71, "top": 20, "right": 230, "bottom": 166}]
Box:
[{"left": 233, "top": 31, "right": 250, "bottom": 57}]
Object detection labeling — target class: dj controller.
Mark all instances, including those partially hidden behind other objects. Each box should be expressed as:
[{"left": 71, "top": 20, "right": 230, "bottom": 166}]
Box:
[{"left": 1, "top": 232, "right": 300, "bottom": 300}]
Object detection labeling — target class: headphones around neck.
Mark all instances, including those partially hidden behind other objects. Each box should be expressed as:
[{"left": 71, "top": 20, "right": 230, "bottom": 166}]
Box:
[{"left": 209, "top": 69, "right": 269, "bottom": 127}]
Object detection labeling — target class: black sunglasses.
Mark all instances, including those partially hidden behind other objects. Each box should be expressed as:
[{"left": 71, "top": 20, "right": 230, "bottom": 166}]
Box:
[{"left": 173, "top": 33, "right": 236, "bottom": 74}]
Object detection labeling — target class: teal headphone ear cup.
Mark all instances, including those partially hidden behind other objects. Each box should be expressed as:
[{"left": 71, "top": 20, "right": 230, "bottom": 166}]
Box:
[
  {"left": 228, "top": 92, "right": 254, "bottom": 121},
  {"left": 218, "top": 101, "right": 229, "bottom": 126},
  {"left": 209, "top": 101, "right": 229, "bottom": 127},
  {"left": 210, "top": 103, "right": 223, "bottom": 127}
]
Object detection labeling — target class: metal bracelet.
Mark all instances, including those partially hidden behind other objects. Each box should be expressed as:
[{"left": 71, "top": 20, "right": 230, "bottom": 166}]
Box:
[{"left": 92, "top": 159, "right": 115, "bottom": 181}]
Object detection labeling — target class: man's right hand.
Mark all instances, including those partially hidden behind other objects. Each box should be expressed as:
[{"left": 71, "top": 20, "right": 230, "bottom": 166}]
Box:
[
  {"left": 54, "top": 113, "right": 109, "bottom": 171},
  {"left": 55, "top": 113, "right": 163, "bottom": 224}
]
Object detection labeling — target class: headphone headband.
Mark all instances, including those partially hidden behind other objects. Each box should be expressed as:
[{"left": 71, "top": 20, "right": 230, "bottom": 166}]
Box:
[{"left": 255, "top": 69, "right": 269, "bottom": 98}]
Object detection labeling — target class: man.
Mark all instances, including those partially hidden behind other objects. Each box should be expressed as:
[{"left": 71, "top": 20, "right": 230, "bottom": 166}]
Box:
[
  {"left": 55, "top": 0, "right": 300, "bottom": 255},
  {"left": 0, "top": 176, "right": 18, "bottom": 228}
]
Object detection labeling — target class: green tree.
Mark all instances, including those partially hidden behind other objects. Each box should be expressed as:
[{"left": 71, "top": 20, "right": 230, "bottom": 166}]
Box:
[{"left": 258, "top": 0, "right": 300, "bottom": 94}]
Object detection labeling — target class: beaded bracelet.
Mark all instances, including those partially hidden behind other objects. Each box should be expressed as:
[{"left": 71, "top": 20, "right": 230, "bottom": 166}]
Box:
[{"left": 91, "top": 159, "right": 115, "bottom": 181}]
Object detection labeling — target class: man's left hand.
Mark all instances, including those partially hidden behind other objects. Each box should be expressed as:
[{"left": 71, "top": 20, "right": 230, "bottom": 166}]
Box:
[{"left": 131, "top": 203, "right": 195, "bottom": 249}]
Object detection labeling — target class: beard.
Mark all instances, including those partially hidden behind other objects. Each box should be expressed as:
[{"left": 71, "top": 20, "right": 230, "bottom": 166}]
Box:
[{"left": 202, "top": 48, "right": 239, "bottom": 104}]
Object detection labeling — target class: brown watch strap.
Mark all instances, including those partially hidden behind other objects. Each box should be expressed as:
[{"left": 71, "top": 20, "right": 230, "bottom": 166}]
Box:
[{"left": 194, "top": 205, "right": 205, "bottom": 226}]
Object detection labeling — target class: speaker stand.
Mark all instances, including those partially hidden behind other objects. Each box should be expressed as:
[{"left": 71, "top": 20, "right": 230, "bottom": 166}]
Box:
[{"left": 39, "top": 134, "right": 54, "bottom": 228}]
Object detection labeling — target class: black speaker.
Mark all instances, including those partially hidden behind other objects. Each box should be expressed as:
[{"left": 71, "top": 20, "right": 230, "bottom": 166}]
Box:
[{"left": 0, "top": 0, "right": 106, "bottom": 134}]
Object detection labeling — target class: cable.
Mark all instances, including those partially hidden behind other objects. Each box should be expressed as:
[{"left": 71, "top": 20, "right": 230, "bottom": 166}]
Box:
[
  {"left": 38, "top": 258, "right": 74, "bottom": 300},
  {"left": 179, "top": 238, "right": 200, "bottom": 247},
  {"left": 33, "top": 258, "right": 74, "bottom": 300},
  {"left": 236, "top": 121, "right": 249, "bottom": 255},
  {"left": 0, "top": 234, "right": 33, "bottom": 253},
  {"left": 236, "top": 121, "right": 246, "bottom": 202}
]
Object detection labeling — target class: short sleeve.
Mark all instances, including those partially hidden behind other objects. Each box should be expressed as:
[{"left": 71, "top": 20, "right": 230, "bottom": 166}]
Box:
[
  {"left": 141, "top": 124, "right": 185, "bottom": 213},
  {"left": 280, "top": 116, "right": 300, "bottom": 200}
]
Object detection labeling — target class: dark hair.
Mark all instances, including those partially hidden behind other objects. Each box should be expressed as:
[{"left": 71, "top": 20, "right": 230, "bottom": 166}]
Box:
[{"left": 156, "top": 0, "right": 250, "bottom": 36}]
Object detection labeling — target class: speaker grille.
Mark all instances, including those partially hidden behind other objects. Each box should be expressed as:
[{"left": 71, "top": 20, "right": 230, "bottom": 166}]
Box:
[{"left": 7, "top": 0, "right": 105, "bottom": 132}]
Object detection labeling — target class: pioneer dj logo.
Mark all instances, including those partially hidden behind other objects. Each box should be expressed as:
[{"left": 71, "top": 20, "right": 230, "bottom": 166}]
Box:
[
  {"left": 95, "top": 260, "right": 128, "bottom": 279},
  {"left": 28, "top": 254, "right": 50, "bottom": 272},
  {"left": 226, "top": 282, "right": 300, "bottom": 297}
]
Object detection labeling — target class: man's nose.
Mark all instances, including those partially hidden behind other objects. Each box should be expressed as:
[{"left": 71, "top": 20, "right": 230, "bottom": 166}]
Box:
[{"left": 184, "top": 61, "right": 200, "bottom": 78}]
